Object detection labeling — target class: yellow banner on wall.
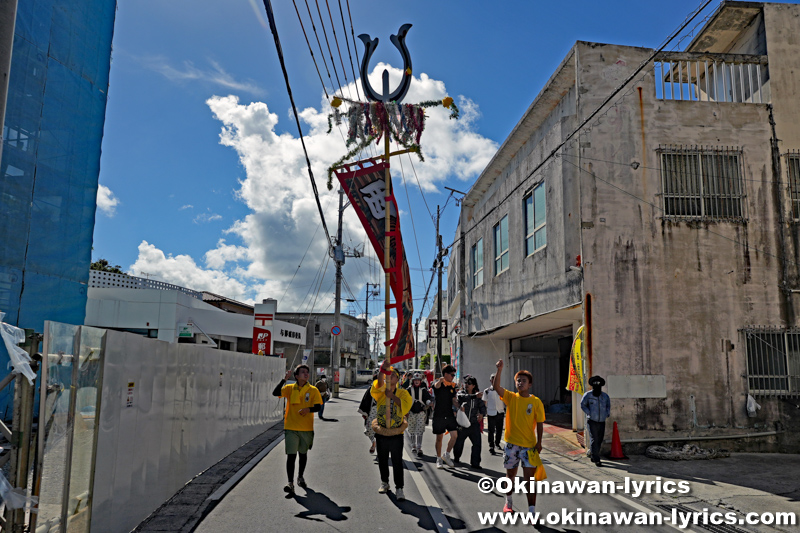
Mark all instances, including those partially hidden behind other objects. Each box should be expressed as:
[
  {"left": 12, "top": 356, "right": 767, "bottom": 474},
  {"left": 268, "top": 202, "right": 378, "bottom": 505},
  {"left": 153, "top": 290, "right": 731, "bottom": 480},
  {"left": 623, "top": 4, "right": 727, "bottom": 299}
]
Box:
[{"left": 566, "top": 325, "right": 585, "bottom": 395}]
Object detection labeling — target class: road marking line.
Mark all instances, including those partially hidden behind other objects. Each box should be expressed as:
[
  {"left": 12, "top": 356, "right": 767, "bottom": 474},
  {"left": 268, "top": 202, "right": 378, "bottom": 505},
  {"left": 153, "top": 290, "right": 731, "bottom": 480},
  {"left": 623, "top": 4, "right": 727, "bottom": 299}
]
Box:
[
  {"left": 403, "top": 449, "right": 454, "bottom": 533},
  {"left": 544, "top": 461, "right": 696, "bottom": 533},
  {"left": 207, "top": 434, "right": 285, "bottom": 502}
]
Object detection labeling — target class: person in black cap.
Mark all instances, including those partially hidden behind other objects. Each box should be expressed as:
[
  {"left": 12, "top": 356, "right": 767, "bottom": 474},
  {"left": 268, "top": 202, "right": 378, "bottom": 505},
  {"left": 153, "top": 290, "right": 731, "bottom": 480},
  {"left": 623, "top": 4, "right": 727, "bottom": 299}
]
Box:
[
  {"left": 453, "top": 375, "right": 486, "bottom": 468},
  {"left": 581, "top": 376, "right": 611, "bottom": 466}
]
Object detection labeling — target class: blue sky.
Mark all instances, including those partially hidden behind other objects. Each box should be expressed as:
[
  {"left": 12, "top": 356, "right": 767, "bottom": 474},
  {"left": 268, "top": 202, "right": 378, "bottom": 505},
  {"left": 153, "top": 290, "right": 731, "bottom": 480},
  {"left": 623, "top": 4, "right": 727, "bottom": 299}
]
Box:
[{"left": 92, "top": 0, "right": 730, "bottom": 337}]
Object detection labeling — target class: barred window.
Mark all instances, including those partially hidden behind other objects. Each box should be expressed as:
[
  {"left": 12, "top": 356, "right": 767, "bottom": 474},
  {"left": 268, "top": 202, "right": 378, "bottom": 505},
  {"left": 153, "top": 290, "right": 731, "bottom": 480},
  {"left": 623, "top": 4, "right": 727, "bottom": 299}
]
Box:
[
  {"left": 743, "top": 327, "right": 800, "bottom": 397},
  {"left": 659, "top": 146, "right": 745, "bottom": 220},
  {"left": 786, "top": 153, "right": 800, "bottom": 220}
]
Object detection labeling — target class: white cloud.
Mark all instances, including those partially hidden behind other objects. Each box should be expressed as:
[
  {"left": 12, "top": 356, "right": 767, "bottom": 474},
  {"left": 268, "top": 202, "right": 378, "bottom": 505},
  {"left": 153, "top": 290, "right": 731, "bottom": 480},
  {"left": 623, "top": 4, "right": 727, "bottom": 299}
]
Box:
[
  {"left": 193, "top": 212, "right": 223, "bottom": 224},
  {"left": 180, "top": 204, "right": 193, "bottom": 210},
  {"left": 130, "top": 65, "right": 497, "bottom": 313},
  {"left": 97, "top": 184, "right": 119, "bottom": 217},
  {"left": 204, "top": 239, "right": 248, "bottom": 269},
  {"left": 142, "top": 56, "right": 266, "bottom": 97},
  {"left": 129, "top": 241, "right": 249, "bottom": 300}
]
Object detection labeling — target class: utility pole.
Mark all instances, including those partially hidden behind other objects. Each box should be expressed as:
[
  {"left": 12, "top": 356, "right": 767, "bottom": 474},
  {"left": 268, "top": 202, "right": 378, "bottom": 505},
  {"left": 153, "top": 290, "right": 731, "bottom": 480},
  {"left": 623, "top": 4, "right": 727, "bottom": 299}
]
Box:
[
  {"left": 332, "top": 188, "right": 345, "bottom": 398},
  {"left": 331, "top": 188, "right": 363, "bottom": 394},
  {"left": 364, "top": 282, "right": 379, "bottom": 368},
  {"left": 414, "top": 318, "right": 419, "bottom": 369},
  {"left": 435, "top": 205, "right": 443, "bottom": 378}
]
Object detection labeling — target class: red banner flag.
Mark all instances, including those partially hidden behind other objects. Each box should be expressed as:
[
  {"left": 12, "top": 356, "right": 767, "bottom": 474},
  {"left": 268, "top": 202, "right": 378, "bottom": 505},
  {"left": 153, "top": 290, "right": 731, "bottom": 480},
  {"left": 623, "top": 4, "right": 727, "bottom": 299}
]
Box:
[{"left": 334, "top": 158, "right": 415, "bottom": 364}]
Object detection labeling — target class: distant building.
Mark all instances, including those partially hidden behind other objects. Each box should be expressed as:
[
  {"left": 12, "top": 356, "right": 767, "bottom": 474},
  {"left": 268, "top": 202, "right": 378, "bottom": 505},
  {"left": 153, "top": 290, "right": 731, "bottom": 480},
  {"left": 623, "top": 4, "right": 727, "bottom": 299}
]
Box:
[
  {"left": 277, "top": 312, "right": 369, "bottom": 373},
  {"left": 425, "top": 291, "right": 451, "bottom": 373},
  {"left": 450, "top": 1, "right": 800, "bottom": 452},
  {"left": 85, "top": 272, "right": 306, "bottom": 362}
]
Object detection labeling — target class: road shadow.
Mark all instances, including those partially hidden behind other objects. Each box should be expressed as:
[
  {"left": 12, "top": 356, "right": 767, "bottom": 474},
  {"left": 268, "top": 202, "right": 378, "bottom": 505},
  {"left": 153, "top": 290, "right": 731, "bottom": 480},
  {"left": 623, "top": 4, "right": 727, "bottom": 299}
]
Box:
[
  {"left": 292, "top": 487, "right": 351, "bottom": 522},
  {"left": 606, "top": 453, "right": 800, "bottom": 500},
  {"left": 332, "top": 396, "right": 361, "bottom": 403},
  {"left": 444, "top": 463, "right": 507, "bottom": 485},
  {"left": 386, "top": 491, "right": 468, "bottom": 531}
]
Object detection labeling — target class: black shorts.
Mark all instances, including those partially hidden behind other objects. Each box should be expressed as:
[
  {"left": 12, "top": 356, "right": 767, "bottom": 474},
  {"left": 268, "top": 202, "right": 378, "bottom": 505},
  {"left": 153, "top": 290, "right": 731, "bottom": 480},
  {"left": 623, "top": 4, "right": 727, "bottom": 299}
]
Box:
[{"left": 432, "top": 415, "right": 459, "bottom": 435}]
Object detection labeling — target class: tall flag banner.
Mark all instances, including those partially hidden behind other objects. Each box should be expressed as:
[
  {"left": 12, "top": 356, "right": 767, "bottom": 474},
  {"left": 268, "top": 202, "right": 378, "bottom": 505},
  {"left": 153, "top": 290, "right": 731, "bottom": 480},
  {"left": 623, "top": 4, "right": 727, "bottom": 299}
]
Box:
[
  {"left": 566, "top": 325, "right": 585, "bottom": 395},
  {"left": 334, "top": 158, "right": 415, "bottom": 364}
]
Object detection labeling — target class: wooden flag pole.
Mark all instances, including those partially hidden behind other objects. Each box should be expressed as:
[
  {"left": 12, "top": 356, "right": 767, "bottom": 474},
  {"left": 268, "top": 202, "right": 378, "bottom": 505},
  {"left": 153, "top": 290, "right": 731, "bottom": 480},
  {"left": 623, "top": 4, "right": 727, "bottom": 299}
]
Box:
[
  {"left": 384, "top": 128, "right": 392, "bottom": 428},
  {"left": 357, "top": 23, "right": 414, "bottom": 428}
]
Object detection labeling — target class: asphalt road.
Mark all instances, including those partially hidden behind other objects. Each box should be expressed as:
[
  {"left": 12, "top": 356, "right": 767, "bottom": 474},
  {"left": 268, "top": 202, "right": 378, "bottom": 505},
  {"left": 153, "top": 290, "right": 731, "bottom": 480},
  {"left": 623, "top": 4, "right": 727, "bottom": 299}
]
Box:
[{"left": 196, "top": 386, "right": 693, "bottom": 532}]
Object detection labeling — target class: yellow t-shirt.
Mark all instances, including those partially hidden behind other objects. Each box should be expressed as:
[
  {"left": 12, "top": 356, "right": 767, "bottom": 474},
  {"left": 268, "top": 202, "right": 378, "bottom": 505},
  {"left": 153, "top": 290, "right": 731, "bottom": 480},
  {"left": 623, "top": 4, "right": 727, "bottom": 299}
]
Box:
[
  {"left": 502, "top": 389, "right": 545, "bottom": 448},
  {"left": 280, "top": 382, "right": 323, "bottom": 432},
  {"left": 370, "top": 379, "right": 413, "bottom": 430}
]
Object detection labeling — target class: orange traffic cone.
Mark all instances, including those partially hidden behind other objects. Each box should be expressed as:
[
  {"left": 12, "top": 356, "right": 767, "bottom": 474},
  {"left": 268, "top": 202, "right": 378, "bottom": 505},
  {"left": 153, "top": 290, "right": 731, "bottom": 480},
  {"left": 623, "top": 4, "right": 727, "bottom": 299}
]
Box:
[{"left": 609, "top": 421, "right": 627, "bottom": 459}]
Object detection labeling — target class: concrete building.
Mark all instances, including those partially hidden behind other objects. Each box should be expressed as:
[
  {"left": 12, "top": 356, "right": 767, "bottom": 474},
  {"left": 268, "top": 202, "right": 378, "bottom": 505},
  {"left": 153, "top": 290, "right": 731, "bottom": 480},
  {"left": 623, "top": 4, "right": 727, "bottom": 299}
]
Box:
[
  {"left": 450, "top": 1, "right": 800, "bottom": 452},
  {"left": 277, "top": 312, "right": 369, "bottom": 372}
]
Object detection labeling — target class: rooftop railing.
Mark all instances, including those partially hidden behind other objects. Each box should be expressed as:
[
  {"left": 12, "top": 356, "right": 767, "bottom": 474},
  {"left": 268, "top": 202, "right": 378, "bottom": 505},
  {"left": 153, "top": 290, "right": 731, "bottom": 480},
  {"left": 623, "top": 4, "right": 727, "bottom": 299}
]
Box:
[{"left": 654, "top": 52, "right": 769, "bottom": 104}]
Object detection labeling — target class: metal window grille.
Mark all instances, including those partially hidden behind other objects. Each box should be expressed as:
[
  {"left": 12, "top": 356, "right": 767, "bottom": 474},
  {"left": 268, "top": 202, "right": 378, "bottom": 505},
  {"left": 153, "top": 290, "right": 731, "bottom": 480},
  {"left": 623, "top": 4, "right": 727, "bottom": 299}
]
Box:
[
  {"left": 658, "top": 145, "right": 746, "bottom": 221},
  {"left": 654, "top": 52, "right": 768, "bottom": 104},
  {"left": 742, "top": 326, "right": 800, "bottom": 398},
  {"left": 786, "top": 152, "right": 800, "bottom": 220},
  {"left": 472, "top": 239, "right": 483, "bottom": 289}
]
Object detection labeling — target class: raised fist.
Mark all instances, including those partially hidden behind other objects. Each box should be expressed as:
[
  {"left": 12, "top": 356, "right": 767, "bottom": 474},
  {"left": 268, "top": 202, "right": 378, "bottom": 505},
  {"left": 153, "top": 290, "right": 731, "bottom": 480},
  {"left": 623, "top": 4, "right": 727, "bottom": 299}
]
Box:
[{"left": 496, "top": 360, "right": 504, "bottom": 370}]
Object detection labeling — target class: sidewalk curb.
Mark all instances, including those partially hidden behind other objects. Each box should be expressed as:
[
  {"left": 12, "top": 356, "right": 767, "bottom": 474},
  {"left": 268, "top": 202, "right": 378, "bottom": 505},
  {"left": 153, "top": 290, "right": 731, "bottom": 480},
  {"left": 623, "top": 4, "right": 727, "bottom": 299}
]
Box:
[{"left": 132, "top": 421, "right": 284, "bottom": 533}]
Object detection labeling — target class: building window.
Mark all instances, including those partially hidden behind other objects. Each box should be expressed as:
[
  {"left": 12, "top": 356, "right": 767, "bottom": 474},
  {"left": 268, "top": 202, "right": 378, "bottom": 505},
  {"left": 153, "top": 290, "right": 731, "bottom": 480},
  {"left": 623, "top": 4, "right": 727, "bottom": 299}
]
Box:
[
  {"left": 743, "top": 327, "right": 800, "bottom": 397},
  {"left": 659, "top": 146, "right": 745, "bottom": 220},
  {"left": 494, "top": 215, "right": 509, "bottom": 275},
  {"left": 471, "top": 239, "right": 483, "bottom": 288},
  {"left": 524, "top": 183, "right": 546, "bottom": 255},
  {"left": 787, "top": 153, "right": 800, "bottom": 220}
]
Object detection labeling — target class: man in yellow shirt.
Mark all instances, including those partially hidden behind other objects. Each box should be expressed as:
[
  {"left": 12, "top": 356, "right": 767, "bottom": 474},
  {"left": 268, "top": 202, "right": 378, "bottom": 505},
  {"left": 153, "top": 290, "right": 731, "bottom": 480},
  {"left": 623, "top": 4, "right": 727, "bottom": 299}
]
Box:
[
  {"left": 371, "top": 358, "right": 413, "bottom": 500},
  {"left": 493, "top": 359, "right": 545, "bottom": 516},
  {"left": 272, "top": 364, "right": 323, "bottom": 496}
]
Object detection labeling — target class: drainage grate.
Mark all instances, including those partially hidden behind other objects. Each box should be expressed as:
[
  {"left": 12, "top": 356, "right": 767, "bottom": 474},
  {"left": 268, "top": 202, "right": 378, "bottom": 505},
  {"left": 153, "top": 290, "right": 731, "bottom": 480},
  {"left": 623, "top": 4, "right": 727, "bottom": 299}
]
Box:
[{"left": 655, "top": 503, "right": 752, "bottom": 533}]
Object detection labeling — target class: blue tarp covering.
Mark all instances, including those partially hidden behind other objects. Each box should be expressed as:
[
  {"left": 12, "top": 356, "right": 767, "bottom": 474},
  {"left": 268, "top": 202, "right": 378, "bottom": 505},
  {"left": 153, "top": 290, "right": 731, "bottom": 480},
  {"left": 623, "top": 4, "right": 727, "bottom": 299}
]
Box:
[{"left": 0, "top": 0, "right": 117, "bottom": 418}]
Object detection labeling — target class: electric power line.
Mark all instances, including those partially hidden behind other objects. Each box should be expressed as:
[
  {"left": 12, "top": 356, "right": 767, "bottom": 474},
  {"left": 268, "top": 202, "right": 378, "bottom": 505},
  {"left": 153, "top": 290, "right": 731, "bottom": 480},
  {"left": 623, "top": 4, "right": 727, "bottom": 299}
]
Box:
[{"left": 261, "top": 0, "right": 332, "bottom": 246}]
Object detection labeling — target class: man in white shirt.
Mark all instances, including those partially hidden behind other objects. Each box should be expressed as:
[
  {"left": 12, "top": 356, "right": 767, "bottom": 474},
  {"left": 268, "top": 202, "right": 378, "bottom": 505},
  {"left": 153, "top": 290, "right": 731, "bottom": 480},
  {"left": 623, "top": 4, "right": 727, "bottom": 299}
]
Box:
[{"left": 484, "top": 372, "right": 505, "bottom": 454}]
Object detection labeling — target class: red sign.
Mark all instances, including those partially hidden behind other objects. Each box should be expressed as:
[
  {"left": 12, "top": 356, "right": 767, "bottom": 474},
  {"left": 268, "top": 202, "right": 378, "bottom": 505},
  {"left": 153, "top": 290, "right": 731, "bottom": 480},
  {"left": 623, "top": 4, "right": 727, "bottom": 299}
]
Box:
[
  {"left": 252, "top": 327, "right": 272, "bottom": 355},
  {"left": 334, "top": 158, "right": 415, "bottom": 365}
]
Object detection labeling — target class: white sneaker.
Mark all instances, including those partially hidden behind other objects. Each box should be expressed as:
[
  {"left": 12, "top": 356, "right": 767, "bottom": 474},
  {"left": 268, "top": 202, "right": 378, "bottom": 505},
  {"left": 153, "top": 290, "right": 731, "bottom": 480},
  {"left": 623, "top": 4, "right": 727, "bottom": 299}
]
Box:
[
  {"left": 396, "top": 487, "right": 405, "bottom": 501},
  {"left": 442, "top": 452, "right": 454, "bottom": 467},
  {"left": 411, "top": 447, "right": 417, "bottom": 453},
  {"left": 378, "top": 482, "right": 389, "bottom": 494},
  {"left": 436, "top": 457, "right": 444, "bottom": 469}
]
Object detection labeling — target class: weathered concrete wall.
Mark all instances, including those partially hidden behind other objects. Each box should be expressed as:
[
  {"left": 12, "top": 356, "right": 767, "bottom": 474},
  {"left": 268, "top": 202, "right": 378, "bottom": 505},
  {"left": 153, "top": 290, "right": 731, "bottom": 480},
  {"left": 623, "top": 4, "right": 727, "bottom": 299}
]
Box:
[
  {"left": 574, "top": 35, "right": 799, "bottom": 450},
  {"left": 460, "top": 336, "right": 510, "bottom": 390},
  {"left": 463, "top": 82, "right": 582, "bottom": 338}
]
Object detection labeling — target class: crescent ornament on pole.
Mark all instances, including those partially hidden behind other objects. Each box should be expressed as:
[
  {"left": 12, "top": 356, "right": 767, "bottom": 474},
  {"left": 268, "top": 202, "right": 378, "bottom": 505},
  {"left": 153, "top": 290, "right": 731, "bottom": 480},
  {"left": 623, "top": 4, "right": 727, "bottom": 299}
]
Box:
[
  {"left": 358, "top": 24, "right": 413, "bottom": 104},
  {"left": 325, "top": 25, "right": 460, "bottom": 412}
]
